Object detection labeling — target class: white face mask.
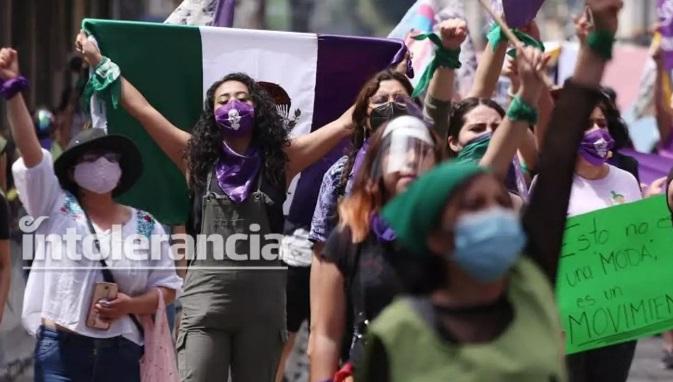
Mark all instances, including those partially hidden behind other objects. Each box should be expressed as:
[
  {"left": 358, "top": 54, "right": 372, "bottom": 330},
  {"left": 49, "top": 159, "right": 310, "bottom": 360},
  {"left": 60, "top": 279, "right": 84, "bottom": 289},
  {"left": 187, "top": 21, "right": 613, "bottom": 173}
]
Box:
[{"left": 73, "top": 157, "right": 122, "bottom": 194}]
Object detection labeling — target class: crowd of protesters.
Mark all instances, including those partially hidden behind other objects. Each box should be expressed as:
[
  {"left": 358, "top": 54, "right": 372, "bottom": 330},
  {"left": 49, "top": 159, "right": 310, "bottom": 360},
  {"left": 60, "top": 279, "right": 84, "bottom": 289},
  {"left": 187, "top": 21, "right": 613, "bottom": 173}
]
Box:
[{"left": 2, "top": 0, "right": 673, "bottom": 381}]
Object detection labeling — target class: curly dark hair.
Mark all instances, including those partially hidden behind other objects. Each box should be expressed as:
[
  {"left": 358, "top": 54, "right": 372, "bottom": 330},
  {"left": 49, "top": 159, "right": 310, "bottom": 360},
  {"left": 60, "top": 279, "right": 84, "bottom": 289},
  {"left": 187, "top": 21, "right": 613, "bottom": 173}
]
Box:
[{"left": 187, "top": 73, "right": 290, "bottom": 191}]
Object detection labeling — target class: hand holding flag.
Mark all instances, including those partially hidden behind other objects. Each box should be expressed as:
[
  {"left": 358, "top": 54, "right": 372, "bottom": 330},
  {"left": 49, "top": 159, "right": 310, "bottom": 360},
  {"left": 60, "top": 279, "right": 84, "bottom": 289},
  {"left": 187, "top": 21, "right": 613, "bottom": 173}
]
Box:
[
  {"left": 76, "top": 31, "right": 102, "bottom": 67},
  {"left": 516, "top": 46, "right": 549, "bottom": 104}
]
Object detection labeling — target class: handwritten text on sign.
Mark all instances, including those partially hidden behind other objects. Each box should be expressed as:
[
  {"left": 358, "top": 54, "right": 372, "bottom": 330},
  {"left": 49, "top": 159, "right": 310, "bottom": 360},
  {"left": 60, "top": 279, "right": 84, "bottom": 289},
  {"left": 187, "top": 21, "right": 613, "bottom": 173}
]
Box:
[{"left": 556, "top": 196, "right": 673, "bottom": 354}]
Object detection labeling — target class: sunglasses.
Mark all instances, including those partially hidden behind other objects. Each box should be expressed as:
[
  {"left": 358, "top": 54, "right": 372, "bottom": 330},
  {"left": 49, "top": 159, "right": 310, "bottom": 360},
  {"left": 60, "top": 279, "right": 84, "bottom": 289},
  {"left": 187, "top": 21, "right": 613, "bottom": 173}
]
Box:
[
  {"left": 79, "top": 151, "right": 121, "bottom": 163},
  {"left": 587, "top": 118, "right": 608, "bottom": 130},
  {"left": 370, "top": 93, "right": 409, "bottom": 106}
]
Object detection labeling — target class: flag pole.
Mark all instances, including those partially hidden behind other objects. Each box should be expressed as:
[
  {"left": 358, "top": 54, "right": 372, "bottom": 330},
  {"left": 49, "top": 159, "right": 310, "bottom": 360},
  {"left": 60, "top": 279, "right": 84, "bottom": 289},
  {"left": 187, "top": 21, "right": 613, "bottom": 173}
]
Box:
[
  {"left": 213, "top": 0, "right": 236, "bottom": 27},
  {"left": 477, "top": 0, "right": 553, "bottom": 88}
]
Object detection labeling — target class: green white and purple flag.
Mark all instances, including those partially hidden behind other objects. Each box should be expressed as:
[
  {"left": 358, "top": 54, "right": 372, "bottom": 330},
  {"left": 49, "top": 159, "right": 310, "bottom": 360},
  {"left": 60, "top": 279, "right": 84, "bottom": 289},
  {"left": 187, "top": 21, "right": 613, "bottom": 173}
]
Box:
[{"left": 82, "top": 18, "right": 404, "bottom": 224}]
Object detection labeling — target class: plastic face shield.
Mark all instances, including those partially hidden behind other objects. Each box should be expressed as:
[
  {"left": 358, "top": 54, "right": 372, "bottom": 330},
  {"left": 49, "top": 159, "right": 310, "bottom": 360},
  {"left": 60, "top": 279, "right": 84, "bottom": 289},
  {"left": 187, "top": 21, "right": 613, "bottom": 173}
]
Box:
[{"left": 370, "top": 116, "right": 434, "bottom": 179}]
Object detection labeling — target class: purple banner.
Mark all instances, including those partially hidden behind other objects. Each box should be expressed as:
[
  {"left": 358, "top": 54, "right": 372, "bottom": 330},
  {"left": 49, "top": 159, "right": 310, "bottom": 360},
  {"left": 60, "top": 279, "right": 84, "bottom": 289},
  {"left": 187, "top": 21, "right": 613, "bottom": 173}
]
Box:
[
  {"left": 286, "top": 35, "right": 405, "bottom": 227},
  {"left": 658, "top": 0, "right": 673, "bottom": 70},
  {"left": 502, "top": 0, "right": 545, "bottom": 29},
  {"left": 620, "top": 148, "right": 673, "bottom": 185}
]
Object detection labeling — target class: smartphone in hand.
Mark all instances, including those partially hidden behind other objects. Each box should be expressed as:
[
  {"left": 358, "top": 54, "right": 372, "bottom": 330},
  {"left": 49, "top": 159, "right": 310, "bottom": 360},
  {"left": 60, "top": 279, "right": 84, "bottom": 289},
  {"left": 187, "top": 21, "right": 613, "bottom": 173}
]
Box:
[{"left": 86, "top": 282, "right": 118, "bottom": 330}]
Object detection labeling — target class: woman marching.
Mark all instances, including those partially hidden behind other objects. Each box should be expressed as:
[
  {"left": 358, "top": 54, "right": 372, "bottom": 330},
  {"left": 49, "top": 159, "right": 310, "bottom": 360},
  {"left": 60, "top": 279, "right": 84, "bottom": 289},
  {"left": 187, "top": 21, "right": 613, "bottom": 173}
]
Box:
[
  {"left": 77, "top": 31, "right": 357, "bottom": 381},
  {"left": 558, "top": 11, "right": 641, "bottom": 382},
  {"left": 357, "top": 1, "right": 623, "bottom": 380},
  {"left": 0, "top": 47, "right": 181, "bottom": 381}
]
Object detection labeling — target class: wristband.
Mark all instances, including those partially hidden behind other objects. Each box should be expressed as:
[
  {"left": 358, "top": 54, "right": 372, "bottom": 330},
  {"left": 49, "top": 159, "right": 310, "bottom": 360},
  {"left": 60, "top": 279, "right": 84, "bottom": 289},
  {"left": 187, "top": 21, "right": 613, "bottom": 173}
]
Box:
[
  {"left": 82, "top": 56, "right": 122, "bottom": 112},
  {"left": 0, "top": 76, "right": 29, "bottom": 100},
  {"left": 411, "top": 33, "right": 461, "bottom": 97},
  {"left": 507, "top": 96, "right": 538, "bottom": 125},
  {"left": 587, "top": 30, "right": 615, "bottom": 60}
]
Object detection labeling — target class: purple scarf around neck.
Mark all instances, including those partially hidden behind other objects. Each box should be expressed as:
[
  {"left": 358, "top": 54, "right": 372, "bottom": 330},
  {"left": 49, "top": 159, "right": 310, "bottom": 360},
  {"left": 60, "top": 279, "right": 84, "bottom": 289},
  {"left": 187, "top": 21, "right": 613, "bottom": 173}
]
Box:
[
  {"left": 370, "top": 212, "right": 397, "bottom": 243},
  {"left": 214, "top": 142, "right": 262, "bottom": 203}
]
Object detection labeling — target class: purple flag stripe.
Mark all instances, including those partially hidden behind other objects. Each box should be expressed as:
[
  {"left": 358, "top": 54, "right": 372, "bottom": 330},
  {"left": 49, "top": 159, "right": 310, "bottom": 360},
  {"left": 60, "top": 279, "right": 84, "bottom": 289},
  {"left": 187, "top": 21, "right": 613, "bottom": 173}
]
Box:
[
  {"left": 502, "top": 0, "right": 545, "bottom": 28},
  {"left": 620, "top": 148, "right": 673, "bottom": 185},
  {"left": 286, "top": 35, "right": 405, "bottom": 226}
]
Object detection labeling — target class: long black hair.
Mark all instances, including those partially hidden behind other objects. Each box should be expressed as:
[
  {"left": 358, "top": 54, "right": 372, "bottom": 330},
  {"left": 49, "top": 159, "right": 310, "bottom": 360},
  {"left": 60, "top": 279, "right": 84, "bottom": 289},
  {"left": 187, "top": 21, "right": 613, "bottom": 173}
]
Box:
[
  {"left": 187, "top": 73, "right": 289, "bottom": 191},
  {"left": 598, "top": 88, "right": 633, "bottom": 150}
]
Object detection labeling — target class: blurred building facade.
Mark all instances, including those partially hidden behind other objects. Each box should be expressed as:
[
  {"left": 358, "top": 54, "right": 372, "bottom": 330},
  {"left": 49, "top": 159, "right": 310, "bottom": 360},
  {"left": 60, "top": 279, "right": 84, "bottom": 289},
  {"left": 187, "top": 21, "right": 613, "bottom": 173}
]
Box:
[
  {"left": 0, "top": 0, "right": 662, "bottom": 134},
  {"left": 0, "top": 0, "right": 181, "bottom": 135}
]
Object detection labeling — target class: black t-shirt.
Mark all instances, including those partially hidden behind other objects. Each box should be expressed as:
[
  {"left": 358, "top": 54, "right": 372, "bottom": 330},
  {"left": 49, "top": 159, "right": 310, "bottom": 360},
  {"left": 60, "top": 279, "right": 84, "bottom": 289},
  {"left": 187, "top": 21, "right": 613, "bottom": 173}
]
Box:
[{"left": 322, "top": 226, "right": 403, "bottom": 324}]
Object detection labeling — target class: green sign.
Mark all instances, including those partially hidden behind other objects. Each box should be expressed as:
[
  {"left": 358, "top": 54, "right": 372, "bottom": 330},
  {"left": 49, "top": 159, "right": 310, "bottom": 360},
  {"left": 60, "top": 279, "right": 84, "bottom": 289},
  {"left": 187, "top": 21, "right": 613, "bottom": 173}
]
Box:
[{"left": 557, "top": 196, "right": 673, "bottom": 354}]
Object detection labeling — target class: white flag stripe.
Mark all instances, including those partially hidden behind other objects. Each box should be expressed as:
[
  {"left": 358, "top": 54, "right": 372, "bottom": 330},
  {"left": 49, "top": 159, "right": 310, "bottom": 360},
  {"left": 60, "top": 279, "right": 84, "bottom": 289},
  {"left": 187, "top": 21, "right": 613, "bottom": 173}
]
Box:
[{"left": 199, "top": 26, "right": 318, "bottom": 139}]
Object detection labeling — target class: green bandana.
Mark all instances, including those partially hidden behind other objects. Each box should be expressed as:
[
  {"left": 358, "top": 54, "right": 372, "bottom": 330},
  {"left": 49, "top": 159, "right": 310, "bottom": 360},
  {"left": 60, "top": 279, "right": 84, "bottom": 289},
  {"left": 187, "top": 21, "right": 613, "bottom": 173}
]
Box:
[
  {"left": 82, "top": 56, "right": 121, "bottom": 113},
  {"left": 411, "top": 33, "right": 462, "bottom": 98},
  {"left": 381, "top": 161, "right": 486, "bottom": 256},
  {"left": 455, "top": 134, "right": 491, "bottom": 165},
  {"left": 486, "top": 24, "right": 545, "bottom": 57}
]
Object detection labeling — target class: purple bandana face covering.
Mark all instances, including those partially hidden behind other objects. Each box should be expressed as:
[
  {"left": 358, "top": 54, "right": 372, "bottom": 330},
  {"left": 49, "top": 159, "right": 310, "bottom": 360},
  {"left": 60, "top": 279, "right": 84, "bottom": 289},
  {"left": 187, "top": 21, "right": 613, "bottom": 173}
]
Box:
[
  {"left": 579, "top": 129, "right": 615, "bottom": 166},
  {"left": 370, "top": 213, "right": 397, "bottom": 243},
  {"left": 215, "top": 100, "right": 255, "bottom": 138},
  {"left": 214, "top": 142, "right": 262, "bottom": 203}
]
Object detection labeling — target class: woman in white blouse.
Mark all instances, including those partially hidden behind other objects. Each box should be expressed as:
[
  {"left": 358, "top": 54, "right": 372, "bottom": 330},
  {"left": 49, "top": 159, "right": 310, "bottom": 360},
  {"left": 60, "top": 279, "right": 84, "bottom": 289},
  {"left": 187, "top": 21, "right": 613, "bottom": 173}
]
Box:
[{"left": 0, "top": 48, "right": 182, "bottom": 381}]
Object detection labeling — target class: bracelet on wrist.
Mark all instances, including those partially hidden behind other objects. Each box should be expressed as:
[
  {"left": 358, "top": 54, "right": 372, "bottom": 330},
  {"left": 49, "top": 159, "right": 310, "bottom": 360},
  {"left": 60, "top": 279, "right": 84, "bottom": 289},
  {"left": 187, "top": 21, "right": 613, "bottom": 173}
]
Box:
[
  {"left": 586, "top": 30, "right": 615, "bottom": 60},
  {"left": 0, "top": 76, "right": 29, "bottom": 100},
  {"left": 507, "top": 96, "right": 538, "bottom": 125}
]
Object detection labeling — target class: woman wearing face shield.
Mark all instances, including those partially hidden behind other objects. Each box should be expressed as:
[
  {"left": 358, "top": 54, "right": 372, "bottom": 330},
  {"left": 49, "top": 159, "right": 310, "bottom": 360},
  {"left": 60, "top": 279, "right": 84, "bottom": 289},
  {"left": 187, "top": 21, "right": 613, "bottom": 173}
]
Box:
[
  {"left": 309, "top": 40, "right": 548, "bottom": 381},
  {"left": 76, "top": 28, "right": 356, "bottom": 381},
  {"left": 309, "top": 116, "right": 443, "bottom": 382},
  {"left": 0, "top": 48, "right": 181, "bottom": 381},
  {"left": 300, "top": 20, "right": 467, "bottom": 380},
  {"left": 356, "top": 1, "right": 622, "bottom": 380},
  {"left": 307, "top": 18, "right": 471, "bottom": 259}
]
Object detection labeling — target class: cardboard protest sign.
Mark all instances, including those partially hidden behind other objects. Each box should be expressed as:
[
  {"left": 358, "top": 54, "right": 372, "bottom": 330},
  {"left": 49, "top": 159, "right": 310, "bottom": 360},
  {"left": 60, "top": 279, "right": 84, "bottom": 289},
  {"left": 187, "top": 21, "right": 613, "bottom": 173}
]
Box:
[
  {"left": 502, "top": 0, "right": 545, "bottom": 28},
  {"left": 556, "top": 196, "right": 673, "bottom": 354}
]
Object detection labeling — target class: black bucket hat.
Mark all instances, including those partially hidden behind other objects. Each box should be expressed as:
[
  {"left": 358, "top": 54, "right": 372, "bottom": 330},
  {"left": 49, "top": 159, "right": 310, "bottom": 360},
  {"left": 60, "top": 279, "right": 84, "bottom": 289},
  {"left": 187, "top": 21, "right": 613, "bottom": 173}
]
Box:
[{"left": 54, "top": 128, "right": 143, "bottom": 197}]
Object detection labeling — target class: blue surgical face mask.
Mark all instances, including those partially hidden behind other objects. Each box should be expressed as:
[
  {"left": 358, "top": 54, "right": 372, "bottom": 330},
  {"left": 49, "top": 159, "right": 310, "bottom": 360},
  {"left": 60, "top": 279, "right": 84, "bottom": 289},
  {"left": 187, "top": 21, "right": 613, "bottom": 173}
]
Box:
[{"left": 451, "top": 207, "right": 526, "bottom": 283}]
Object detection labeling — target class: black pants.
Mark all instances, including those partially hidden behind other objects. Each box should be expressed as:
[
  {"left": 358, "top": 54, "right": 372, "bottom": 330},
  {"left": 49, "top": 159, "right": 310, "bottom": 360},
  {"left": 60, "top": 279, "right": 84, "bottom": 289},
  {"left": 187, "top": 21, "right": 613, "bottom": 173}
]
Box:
[
  {"left": 285, "top": 264, "right": 310, "bottom": 333},
  {"left": 566, "top": 340, "right": 637, "bottom": 382}
]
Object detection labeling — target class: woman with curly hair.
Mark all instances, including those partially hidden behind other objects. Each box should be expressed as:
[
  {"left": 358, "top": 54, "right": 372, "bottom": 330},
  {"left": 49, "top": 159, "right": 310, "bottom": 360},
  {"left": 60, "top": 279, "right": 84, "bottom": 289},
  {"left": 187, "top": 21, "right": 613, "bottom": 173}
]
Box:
[{"left": 77, "top": 33, "right": 354, "bottom": 382}]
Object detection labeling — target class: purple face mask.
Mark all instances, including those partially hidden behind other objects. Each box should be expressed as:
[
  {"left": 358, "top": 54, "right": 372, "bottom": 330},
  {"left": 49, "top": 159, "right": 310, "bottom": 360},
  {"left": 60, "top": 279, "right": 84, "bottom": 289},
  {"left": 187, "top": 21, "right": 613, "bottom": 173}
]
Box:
[
  {"left": 215, "top": 99, "right": 255, "bottom": 138},
  {"left": 579, "top": 129, "right": 615, "bottom": 166}
]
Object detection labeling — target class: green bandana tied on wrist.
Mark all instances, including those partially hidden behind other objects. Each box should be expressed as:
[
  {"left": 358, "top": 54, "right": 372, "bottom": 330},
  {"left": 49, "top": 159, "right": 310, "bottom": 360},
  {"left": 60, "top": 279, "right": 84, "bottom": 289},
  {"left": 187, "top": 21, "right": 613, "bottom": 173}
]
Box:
[
  {"left": 486, "top": 24, "right": 545, "bottom": 58},
  {"left": 507, "top": 96, "right": 538, "bottom": 125},
  {"left": 82, "top": 56, "right": 121, "bottom": 113},
  {"left": 587, "top": 30, "right": 615, "bottom": 60},
  {"left": 411, "top": 33, "right": 462, "bottom": 98}
]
